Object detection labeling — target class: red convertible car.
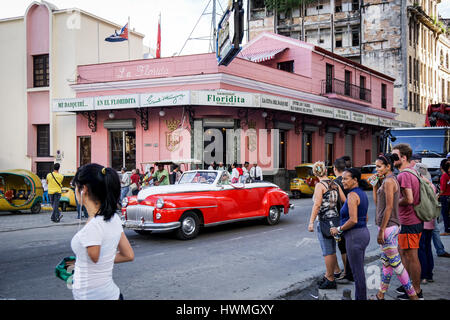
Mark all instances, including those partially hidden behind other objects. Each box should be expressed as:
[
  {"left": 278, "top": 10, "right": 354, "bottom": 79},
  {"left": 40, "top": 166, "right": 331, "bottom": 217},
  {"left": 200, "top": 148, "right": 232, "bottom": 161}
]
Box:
[{"left": 121, "top": 170, "right": 293, "bottom": 240}]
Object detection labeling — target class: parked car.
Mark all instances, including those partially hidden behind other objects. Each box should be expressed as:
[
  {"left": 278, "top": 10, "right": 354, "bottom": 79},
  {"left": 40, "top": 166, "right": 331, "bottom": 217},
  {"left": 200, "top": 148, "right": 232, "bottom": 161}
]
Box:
[
  {"left": 360, "top": 164, "right": 377, "bottom": 189},
  {"left": 290, "top": 164, "right": 335, "bottom": 199},
  {"left": 121, "top": 170, "right": 293, "bottom": 240},
  {"left": 0, "top": 169, "right": 43, "bottom": 214},
  {"left": 59, "top": 174, "right": 77, "bottom": 211}
]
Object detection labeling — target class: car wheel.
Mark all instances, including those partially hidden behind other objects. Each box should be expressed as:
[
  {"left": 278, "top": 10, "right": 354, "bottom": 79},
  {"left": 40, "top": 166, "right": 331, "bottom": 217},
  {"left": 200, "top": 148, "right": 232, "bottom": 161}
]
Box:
[
  {"left": 61, "top": 202, "right": 67, "bottom": 212},
  {"left": 31, "top": 201, "right": 41, "bottom": 214},
  {"left": 134, "top": 230, "right": 153, "bottom": 236},
  {"left": 266, "top": 206, "right": 280, "bottom": 226},
  {"left": 176, "top": 211, "right": 200, "bottom": 240}
]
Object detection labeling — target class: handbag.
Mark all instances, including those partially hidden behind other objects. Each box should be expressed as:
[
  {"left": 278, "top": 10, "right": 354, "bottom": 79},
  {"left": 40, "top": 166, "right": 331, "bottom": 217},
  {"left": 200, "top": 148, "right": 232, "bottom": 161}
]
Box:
[
  {"left": 55, "top": 256, "right": 75, "bottom": 284},
  {"left": 319, "top": 216, "right": 341, "bottom": 239},
  {"left": 129, "top": 183, "right": 137, "bottom": 192}
]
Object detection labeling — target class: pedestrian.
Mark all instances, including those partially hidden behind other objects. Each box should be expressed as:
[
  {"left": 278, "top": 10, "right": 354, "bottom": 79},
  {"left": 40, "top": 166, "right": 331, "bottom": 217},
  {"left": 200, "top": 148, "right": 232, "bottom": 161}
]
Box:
[
  {"left": 332, "top": 157, "right": 353, "bottom": 282},
  {"left": 439, "top": 161, "right": 450, "bottom": 236},
  {"left": 120, "top": 168, "right": 130, "bottom": 203},
  {"left": 369, "top": 153, "right": 418, "bottom": 300},
  {"left": 431, "top": 162, "right": 450, "bottom": 257},
  {"left": 69, "top": 164, "right": 134, "bottom": 300},
  {"left": 330, "top": 168, "right": 370, "bottom": 300},
  {"left": 171, "top": 164, "right": 182, "bottom": 184},
  {"left": 241, "top": 161, "right": 250, "bottom": 183},
  {"left": 341, "top": 156, "right": 352, "bottom": 169},
  {"left": 208, "top": 162, "right": 215, "bottom": 170},
  {"left": 391, "top": 143, "right": 424, "bottom": 300},
  {"left": 308, "top": 161, "right": 346, "bottom": 290},
  {"left": 130, "top": 169, "right": 140, "bottom": 196},
  {"left": 231, "top": 163, "right": 240, "bottom": 183},
  {"left": 153, "top": 163, "right": 170, "bottom": 186},
  {"left": 217, "top": 162, "right": 226, "bottom": 171},
  {"left": 41, "top": 176, "right": 49, "bottom": 205},
  {"left": 46, "top": 163, "right": 64, "bottom": 223},
  {"left": 249, "top": 162, "right": 263, "bottom": 182}
]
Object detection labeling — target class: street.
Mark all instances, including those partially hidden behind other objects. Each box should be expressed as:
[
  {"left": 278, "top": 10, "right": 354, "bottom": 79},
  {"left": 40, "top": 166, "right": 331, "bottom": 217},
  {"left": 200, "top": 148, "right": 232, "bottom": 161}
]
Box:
[{"left": 0, "top": 191, "right": 381, "bottom": 300}]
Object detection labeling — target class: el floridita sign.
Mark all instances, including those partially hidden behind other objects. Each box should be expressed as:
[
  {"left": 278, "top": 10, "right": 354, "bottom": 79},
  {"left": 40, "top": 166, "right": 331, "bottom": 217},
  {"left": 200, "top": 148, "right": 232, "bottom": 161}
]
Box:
[{"left": 52, "top": 90, "right": 409, "bottom": 127}]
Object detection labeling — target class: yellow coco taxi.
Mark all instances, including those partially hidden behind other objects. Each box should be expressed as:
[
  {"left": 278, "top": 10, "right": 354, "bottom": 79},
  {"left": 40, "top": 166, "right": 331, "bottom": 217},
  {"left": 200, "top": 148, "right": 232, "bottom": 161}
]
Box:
[
  {"left": 290, "top": 164, "right": 335, "bottom": 199},
  {"left": 0, "top": 169, "right": 43, "bottom": 214},
  {"left": 360, "top": 165, "right": 376, "bottom": 190},
  {"left": 59, "top": 174, "right": 77, "bottom": 211}
]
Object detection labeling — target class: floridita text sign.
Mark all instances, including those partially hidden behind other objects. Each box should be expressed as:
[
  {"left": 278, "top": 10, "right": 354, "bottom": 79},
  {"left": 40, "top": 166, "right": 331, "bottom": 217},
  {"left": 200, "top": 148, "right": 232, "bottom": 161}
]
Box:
[
  {"left": 192, "top": 90, "right": 259, "bottom": 108},
  {"left": 141, "top": 91, "right": 190, "bottom": 107},
  {"left": 52, "top": 97, "right": 94, "bottom": 112},
  {"left": 95, "top": 94, "right": 140, "bottom": 111},
  {"left": 261, "top": 95, "right": 290, "bottom": 112}
]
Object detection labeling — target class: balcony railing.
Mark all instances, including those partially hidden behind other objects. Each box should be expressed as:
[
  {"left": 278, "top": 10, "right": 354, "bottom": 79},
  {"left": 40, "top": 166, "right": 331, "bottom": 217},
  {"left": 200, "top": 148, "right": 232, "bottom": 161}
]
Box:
[{"left": 321, "top": 78, "right": 372, "bottom": 103}]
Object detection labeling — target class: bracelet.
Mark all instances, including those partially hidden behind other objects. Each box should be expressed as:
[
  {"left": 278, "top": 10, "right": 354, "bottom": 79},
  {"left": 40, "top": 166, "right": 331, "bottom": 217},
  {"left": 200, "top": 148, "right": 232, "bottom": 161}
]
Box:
[{"left": 337, "top": 226, "right": 343, "bottom": 234}]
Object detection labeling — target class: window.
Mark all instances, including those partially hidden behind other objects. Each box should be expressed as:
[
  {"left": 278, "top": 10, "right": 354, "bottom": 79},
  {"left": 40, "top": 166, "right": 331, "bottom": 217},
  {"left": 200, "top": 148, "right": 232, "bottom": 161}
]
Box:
[
  {"left": 33, "top": 54, "right": 49, "bottom": 87},
  {"left": 316, "top": 5, "right": 323, "bottom": 10},
  {"left": 279, "top": 131, "right": 287, "bottom": 169},
  {"left": 409, "top": 91, "right": 412, "bottom": 111},
  {"left": 335, "top": 31, "right": 343, "bottom": 48},
  {"left": 360, "top": 76, "right": 366, "bottom": 100},
  {"left": 381, "top": 84, "right": 387, "bottom": 109},
  {"left": 352, "top": 27, "right": 360, "bottom": 47},
  {"left": 277, "top": 60, "right": 294, "bottom": 73},
  {"left": 326, "top": 63, "right": 334, "bottom": 93},
  {"left": 352, "top": 0, "right": 359, "bottom": 11},
  {"left": 252, "top": 0, "right": 265, "bottom": 9},
  {"left": 302, "top": 132, "right": 312, "bottom": 163},
  {"left": 335, "top": 0, "right": 342, "bottom": 12},
  {"left": 443, "top": 79, "right": 446, "bottom": 102},
  {"left": 409, "top": 57, "right": 412, "bottom": 84},
  {"left": 345, "top": 70, "right": 352, "bottom": 96},
  {"left": 36, "top": 125, "right": 50, "bottom": 157}
]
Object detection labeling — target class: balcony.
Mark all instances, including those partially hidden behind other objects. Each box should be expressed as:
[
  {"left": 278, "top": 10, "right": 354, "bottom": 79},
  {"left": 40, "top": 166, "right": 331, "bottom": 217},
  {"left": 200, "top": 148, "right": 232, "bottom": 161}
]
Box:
[{"left": 321, "top": 78, "right": 371, "bottom": 103}]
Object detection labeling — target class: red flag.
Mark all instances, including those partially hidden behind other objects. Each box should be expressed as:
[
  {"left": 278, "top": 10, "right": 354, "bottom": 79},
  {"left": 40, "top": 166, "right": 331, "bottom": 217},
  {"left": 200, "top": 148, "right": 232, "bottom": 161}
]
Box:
[{"left": 156, "top": 13, "right": 161, "bottom": 58}]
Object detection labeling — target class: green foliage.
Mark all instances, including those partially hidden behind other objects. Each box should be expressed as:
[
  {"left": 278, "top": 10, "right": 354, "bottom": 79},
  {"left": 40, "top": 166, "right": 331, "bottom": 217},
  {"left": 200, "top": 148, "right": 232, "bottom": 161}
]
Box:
[{"left": 264, "top": 0, "right": 316, "bottom": 12}]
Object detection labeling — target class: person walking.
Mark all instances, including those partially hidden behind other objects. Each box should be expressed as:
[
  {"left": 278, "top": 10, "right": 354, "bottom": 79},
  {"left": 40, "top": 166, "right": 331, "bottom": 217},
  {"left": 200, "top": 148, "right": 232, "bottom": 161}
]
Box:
[
  {"left": 130, "top": 169, "right": 140, "bottom": 196},
  {"left": 330, "top": 168, "right": 370, "bottom": 300},
  {"left": 46, "top": 163, "right": 64, "bottom": 223},
  {"left": 41, "top": 176, "right": 49, "bottom": 205},
  {"left": 231, "top": 163, "right": 240, "bottom": 184},
  {"left": 308, "top": 161, "right": 346, "bottom": 290},
  {"left": 332, "top": 157, "right": 353, "bottom": 282},
  {"left": 153, "top": 163, "right": 170, "bottom": 186},
  {"left": 369, "top": 153, "right": 418, "bottom": 300},
  {"left": 249, "top": 162, "right": 263, "bottom": 182},
  {"left": 439, "top": 161, "right": 450, "bottom": 236},
  {"left": 392, "top": 143, "right": 424, "bottom": 300},
  {"left": 69, "top": 164, "right": 134, "bottom": 300},
  {"left": 120, "top": 168, "right": 130, "bottom": 203}
]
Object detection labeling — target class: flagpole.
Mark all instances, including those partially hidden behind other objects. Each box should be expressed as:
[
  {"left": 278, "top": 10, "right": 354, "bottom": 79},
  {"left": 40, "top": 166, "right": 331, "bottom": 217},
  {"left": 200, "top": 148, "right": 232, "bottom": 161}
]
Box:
[{"left": 128, "top": 16, "right": 131, "bottom": 60}]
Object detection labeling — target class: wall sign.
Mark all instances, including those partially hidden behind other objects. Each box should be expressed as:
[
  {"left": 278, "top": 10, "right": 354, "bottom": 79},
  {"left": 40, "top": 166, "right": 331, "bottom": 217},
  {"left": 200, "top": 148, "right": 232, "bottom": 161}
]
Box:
[
  {"left": 141, "top": 91, "right": 190, "bottom": 107},
  {"left": 95, "top": 94, "right": 140, "bottom": 110},
  {"left": 52, "top": 97, "right": 94, "bottom": 112}
]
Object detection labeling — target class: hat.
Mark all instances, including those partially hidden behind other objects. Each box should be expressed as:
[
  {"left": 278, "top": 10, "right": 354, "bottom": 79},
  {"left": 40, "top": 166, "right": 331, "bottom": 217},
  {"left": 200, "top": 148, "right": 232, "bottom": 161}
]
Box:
[
  {"left": 446, "top": 152, "right": 450, "bottom": 159},
  {"left": 411, "top": 154, "right": 422, "bottom": 161}
]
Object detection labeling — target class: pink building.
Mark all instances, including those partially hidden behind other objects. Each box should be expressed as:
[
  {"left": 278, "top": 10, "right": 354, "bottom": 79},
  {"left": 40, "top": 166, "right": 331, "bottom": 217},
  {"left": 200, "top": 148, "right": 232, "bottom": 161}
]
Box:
[{"left": 54, "top": 32, "right": 402, "bottom": 189}]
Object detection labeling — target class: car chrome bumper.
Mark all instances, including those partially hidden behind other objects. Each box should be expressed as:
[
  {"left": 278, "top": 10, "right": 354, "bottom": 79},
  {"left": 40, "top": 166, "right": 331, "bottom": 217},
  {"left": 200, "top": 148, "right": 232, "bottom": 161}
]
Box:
[{"left": 122, "top": 220, "right": 181, "bottom": 231}]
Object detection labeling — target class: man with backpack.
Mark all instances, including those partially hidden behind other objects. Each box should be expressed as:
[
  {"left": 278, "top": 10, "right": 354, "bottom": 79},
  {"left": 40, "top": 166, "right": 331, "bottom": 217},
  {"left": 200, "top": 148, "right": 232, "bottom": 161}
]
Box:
[
  {"left": 392, "top": 143, "right": 427, "bottom": 300},
  {"left": 46, "top": 163, "right": 64, "bottom": 223}
]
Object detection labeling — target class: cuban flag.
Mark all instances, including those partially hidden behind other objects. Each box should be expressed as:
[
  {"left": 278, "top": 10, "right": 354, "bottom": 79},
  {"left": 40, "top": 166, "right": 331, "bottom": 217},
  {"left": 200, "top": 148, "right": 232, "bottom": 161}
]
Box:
[{"left": 105, "top": 23, "right": 128, "bottom": 42}]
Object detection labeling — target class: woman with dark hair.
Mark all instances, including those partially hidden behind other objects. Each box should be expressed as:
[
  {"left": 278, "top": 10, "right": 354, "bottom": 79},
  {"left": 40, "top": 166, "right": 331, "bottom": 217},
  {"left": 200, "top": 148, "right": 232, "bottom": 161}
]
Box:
[
  {"left": 370, "top": 153, "right": 418, "bottom": 300},
  {"left": 69, "top": 163, "right": 134, "bottom": 300},
  {"left": 330, "top": 168, "right": 370, "bottom": 300}
]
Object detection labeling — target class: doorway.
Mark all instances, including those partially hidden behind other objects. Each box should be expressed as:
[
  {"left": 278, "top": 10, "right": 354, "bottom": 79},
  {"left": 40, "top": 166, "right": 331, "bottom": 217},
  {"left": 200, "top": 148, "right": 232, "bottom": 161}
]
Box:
[{"left": 110, "top": 130, "right": 136, "bottom": 171}]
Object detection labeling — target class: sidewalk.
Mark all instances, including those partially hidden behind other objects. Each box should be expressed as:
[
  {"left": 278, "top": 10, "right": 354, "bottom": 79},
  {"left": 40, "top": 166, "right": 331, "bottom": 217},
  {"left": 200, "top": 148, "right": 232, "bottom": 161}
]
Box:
[
  {"left": 316, "top": 232, "right": 450, "bottom": 300},
  {"left": 0, "top": 205, "right": 84, "bottom": 232}
]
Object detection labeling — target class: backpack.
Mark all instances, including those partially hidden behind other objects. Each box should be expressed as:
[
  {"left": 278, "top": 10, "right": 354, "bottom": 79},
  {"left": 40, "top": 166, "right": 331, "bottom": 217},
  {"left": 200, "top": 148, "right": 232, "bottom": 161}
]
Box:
[{"left": 403, "top": 168, "right": 440, "bottom": 222}]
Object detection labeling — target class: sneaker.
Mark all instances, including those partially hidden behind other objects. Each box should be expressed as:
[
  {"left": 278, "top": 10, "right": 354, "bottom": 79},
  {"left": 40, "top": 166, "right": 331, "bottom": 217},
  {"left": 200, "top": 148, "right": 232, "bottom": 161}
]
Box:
[
  {"left": 334, "top": 272, "right": 342, "bottom": 279},
  {"left": 397, "top": 290, "right": 424, "bottom": 300},
  {"left": 395, "top": 285, "right": 406, "bottom": 295},
  {"left": 426, "top": 279, "right": 434, "bottom": 283},
  {"left": 317, "top": 276, "right": 327, "bottom": 286},
  {"left": 319, "top": 278, "right": 337, "bottom": 290},
  {"left": 437, "top": 252, "right": 450, "bottom": 258}
]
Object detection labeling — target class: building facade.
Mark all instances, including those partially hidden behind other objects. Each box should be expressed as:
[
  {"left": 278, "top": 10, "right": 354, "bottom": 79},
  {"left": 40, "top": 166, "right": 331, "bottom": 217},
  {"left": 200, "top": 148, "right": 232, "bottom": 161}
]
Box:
[
  {"left": 0, "top": 1, "right": 145, "bottom": 176},
  {"left": 248, "top": 0, "right": 449, "bottom": 126},
  {"left": 53, "top": 33, "right": 400, "bottom": 189}
]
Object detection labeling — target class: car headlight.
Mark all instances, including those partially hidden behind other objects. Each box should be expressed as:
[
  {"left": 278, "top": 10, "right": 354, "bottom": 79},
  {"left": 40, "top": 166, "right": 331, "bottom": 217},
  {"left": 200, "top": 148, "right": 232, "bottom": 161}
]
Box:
[
  {"left": 122, "top": 197, "right": 128, "bottom": 207},
  {"left": 156, "top": 198, "right": 164, "bottom": 209}
]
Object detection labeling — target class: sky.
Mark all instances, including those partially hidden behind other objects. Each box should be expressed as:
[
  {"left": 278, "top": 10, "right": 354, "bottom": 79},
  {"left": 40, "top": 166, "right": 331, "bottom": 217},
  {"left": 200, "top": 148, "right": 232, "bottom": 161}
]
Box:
[
  {"left": 0, "top": 0, "right": 449, "bottom": 58},
  {"left": 0, "top": 0, "right": 237, "bottom": 57}
]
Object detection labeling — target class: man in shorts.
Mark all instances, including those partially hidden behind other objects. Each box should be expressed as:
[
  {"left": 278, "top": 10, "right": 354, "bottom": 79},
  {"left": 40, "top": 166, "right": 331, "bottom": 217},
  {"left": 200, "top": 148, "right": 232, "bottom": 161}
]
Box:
[{"left": 392, "top": 143, "right": 424, "bottom": 300}]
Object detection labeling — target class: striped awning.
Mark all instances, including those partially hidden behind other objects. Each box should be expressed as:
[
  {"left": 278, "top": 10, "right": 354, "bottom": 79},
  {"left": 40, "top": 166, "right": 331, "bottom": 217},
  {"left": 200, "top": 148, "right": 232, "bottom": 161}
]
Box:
[{"left": 239, "top": 47, "right": 288, "bottom": 63}]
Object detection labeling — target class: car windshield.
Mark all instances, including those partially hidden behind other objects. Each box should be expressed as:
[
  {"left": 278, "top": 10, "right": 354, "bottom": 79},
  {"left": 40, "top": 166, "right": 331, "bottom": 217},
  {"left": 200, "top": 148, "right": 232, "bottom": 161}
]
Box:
[
  {"left": 178, "top": 171, "right": 218, "bottom": 184},
  {"left": 361, "top": 166, "right": 376, "bottom": 174},
  {"left": 389, "top": 128, "right": 449, "bottom": 156}
]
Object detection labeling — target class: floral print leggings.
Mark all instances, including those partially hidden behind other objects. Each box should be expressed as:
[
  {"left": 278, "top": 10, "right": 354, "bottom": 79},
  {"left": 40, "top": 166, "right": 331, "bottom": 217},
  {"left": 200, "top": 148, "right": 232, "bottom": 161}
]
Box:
[{"left": 379, "top": 225, "right": 416, "bottom": 296}]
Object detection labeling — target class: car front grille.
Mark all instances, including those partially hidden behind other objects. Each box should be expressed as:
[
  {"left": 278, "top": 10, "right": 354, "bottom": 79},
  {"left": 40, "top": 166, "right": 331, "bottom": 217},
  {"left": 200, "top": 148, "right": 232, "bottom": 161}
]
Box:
[{"left": 126, "top": 205, "right": 154, "bottom": 223}]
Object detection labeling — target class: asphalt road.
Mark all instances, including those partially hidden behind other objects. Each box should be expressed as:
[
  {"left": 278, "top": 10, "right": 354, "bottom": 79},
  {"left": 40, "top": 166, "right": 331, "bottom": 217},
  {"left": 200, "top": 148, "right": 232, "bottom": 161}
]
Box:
[{"left": 0, "top": 191, "right": 381, "bottom": 300}]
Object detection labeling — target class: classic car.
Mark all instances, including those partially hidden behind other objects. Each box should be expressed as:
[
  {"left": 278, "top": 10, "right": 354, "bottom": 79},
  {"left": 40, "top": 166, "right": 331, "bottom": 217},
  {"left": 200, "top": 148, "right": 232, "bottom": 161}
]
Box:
[
  {"left": 121, "top": 170, "right": 293, "bottom": 240},
  {"left": 360, "top": 164, "right": 377, "bottom": 189},
  {"left": 290, "top": 164, "right": 335, "bottom": 199}
]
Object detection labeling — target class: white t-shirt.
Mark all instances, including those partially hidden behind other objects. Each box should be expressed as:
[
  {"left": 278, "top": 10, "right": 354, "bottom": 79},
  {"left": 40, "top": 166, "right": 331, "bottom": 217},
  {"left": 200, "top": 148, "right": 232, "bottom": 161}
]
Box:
[{"left": 71, "top": 214, "right": 123, "bottom": 300}]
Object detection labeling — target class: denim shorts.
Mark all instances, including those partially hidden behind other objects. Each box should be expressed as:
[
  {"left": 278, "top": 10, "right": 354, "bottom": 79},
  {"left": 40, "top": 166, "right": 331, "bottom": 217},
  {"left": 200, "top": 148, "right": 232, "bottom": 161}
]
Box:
[{"left": 316, "top": 223, "right": 336, "bottom": 256}]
